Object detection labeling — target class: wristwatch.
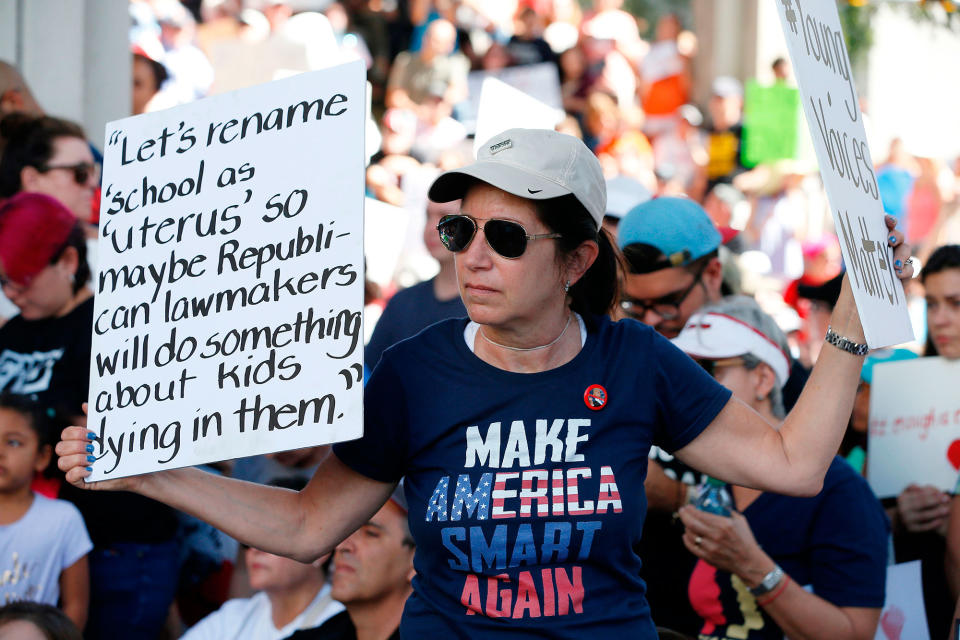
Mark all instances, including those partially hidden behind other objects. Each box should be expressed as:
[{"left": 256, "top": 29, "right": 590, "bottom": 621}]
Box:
[
  {"left": 747, "top": 564, "right": 785, "bottom": 597},
  {"left": 824, "top": 325, "right": 869, "bottom": 356}
]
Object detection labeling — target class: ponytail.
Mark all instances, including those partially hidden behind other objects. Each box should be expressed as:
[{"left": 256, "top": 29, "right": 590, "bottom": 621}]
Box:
[{"left": 536, "top": 194, "right": 621, "bottom": 318}]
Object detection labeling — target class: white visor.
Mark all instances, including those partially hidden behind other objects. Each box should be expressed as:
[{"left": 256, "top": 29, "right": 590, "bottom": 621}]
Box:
[{"left": 671, "top": 312, "right": 790, "bottom": 387}]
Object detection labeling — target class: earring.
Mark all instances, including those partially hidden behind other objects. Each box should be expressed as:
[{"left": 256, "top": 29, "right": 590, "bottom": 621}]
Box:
[{"left": 564, "top": 280, "right": 570, "bottom": 294}]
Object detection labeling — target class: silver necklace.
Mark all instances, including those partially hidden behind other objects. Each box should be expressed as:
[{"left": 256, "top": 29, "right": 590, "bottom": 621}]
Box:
[{"left": 479, "top": 314, "right": 572, "bottom": 352}]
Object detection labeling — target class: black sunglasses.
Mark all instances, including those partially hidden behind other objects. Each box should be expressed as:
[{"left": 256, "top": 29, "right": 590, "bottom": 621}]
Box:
[
  {"left": 436, "top": 214, "right": 562, "bottom": 259},
  {"left": 620, "top": 263, "right": 707, "bottom": 321},
  {"left": 39, "top": 162, "right": 97, "bottom": 186}
]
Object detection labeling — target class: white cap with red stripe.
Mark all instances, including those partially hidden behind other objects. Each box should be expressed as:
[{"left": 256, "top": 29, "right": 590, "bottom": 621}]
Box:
[{"left": 671, "top": 311, "right": 790, "bottom": 387}]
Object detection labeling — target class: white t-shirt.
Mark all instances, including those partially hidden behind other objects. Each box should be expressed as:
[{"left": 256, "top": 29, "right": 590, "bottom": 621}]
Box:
[
  {"left": 183, "top": 582, "right": 344, "bottom": 640},
  {"left": 0, "top": 494, "right": 92, "bottom": 606}
]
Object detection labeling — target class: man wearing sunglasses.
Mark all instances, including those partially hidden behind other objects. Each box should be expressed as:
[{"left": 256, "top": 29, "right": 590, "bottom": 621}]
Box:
[{"left": 617, "top": 197, "right": 724, "bottom": 340}]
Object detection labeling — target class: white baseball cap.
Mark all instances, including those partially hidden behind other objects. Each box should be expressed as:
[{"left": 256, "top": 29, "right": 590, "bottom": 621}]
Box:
[
  {"left": 428, "top": 128, "right": 606, "bottom": 229},
  {"left": 671, "top": 311, "right": 790, "bottom": 387}
]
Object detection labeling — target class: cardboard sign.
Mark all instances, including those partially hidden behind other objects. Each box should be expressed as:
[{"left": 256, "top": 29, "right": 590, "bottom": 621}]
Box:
[
  {"left": 867, "top": 357, "right": 960, "bottom": 498},
  {"left": 87, "top": 61, "right": 367, "bottom": 481},
  {"left": 742, "top": 81, "right": 801, "bottom": 167},
  {"left": 461, "top": 63, "right": 564, "bottom": 136},
  {"left": 473, "top": 77, "right": 564, "bottom": 157},
  {"left": 775, "top": 0, "right": 913, "bottom": 348},
  {"left": 873, "top": 561, "right": 930, "bottom": 640}
]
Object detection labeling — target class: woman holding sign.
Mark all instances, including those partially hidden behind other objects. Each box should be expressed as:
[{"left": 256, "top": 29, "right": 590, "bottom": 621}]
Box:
[
  {"left": 920, "top": 245, "right": 960, "bottom": 620},
  {"left": 58, "top": 129, "right": 913, "bottom": 638}
]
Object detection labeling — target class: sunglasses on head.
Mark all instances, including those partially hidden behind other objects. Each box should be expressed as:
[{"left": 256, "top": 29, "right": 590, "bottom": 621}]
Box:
[
  {"left": 436, "top": 214, "right": 562, "bottom": 259},
  {"left": 39, "top": 161, "right": 97, "bottom": 186}
]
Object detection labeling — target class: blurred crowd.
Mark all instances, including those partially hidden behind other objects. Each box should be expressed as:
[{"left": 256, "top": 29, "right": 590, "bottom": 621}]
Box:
[{"left": 0, "top": 0, "right": 958, "bottom": 638}]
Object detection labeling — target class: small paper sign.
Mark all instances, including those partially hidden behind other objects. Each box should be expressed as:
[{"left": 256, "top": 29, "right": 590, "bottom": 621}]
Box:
[{"left": 867, "top": 357, "right": 960, "bottom": 498}]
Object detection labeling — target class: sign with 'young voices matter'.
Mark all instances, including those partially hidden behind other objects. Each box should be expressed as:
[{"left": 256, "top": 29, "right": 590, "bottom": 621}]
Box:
[
  {"left": 86, "top": 60, "right": 367, "bottom": 481},
  {"left": 775, "top": 0, "right": 913, "bottom": 348}
]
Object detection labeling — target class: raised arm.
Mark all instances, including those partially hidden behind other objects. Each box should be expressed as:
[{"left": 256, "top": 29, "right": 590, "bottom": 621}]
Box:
[
  {"left": 57, "top": 429, "right": 394, "bottom": 563},
  {"left": 676, "top": 220, "right": 912, "bottom": 495}
]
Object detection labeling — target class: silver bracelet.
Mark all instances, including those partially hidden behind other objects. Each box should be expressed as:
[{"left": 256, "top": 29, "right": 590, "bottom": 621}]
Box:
[{"left": 824, "top": 325, "right": 869, "bottom": 356}]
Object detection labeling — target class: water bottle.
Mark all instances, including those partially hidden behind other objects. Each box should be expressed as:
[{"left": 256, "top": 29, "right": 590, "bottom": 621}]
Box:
[{"left": 694, "top": 476, "right": 733, "bottom": 516}]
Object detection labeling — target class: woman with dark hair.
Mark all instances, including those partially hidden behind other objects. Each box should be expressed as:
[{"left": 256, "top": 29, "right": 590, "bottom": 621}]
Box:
[
  {"left": 921, "top": 244, "right": 960, "bottom": 358},
  {"left": 58, "top": 129, "right": 913, "bottom": 638},
  {"left": 0, "top": 193, "right": 179, "bottom": 640},
  {"left": 132, "top": 51, "right": 169, "bottom": 115},
  {"left": 0, "top": 114, "right": 97, "bottom": 222},
  {"left": 920, "top": 246, "right": 960, "bottom": 626}
]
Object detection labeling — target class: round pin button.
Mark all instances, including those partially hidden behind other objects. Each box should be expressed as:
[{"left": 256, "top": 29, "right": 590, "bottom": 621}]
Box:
[{"left": 584, "top": 384, "right": 607, "bottom": 410}]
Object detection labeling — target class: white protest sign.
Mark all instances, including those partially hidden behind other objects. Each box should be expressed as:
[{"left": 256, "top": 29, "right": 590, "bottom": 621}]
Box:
[
  {"left": 775, "top": 0, "right": 913, "bottom": 348},
  {"left": 88, "top": 60, "right": 367, "bottom": 481},
  {"left": 473, "top": 77, "right": 564, "bottom": 157},
  {"left": 364, "top": 197, "right": 410, "bottom": 287},
  {"left": 872, "top": 561, "right": 930, "bottom": 640},
  {"left": 866, "top": 357, "right": 960, "bottom": 498},
  {"left": 461, "top": 63, "right": 564, "bottom": 135}
]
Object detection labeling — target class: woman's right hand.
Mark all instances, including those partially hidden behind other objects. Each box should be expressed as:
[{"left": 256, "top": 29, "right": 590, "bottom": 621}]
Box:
[
  {"left": 55, "top": 425, "right": 143, "bottom": 493},
  {"left": 896, "top": 484, "right": 950, "bottom": 534}
]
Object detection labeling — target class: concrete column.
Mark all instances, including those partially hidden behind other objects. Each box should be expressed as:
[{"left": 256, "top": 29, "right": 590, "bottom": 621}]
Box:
[{"left": 4, "top": 0, "right": 129, "bottom": 146}]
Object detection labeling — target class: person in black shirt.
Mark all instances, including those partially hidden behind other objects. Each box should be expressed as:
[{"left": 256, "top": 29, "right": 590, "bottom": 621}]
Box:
[{"left": 365, "top": 198, "right": 466, "bottom": 372}]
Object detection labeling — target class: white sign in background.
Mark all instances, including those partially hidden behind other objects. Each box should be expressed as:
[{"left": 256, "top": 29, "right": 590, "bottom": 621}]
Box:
[
  {"left": 872, "top": 561, "right": 930, "bottom": 640},
  {"left": 460, "top": 63, "right": 564, "bottom": 136},
  {"left": 88, "top": 61, "right": 367, "bottom": 481},
  {"left": 775, "top": 0, "right": 913, "bottom": 348},
  {"left": 472, "top": 77, "right": 565, "bottom": 158},
  {"left": 866, "top": 357, "right": 960, "bottom": 499}
]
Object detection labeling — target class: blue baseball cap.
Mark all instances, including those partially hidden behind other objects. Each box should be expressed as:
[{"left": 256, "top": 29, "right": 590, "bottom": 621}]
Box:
[
  {"left": 860, "top": 348, "right": 918, "bottom": 385},
  {"left": 617, "top": 197, "right": 722, "bottom": 269}
]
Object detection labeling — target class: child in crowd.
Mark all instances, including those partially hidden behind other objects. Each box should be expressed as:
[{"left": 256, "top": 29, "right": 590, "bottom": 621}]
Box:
[
  {"left": 0, "top": 395, "right": 91, "bottom": 630},
  {"left": 0, "top": 601, "right": 83, "bottom": 640}
]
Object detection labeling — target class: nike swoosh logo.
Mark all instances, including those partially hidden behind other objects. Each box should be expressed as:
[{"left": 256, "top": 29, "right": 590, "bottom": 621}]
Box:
[{"left": 527, "top": 188, "right": 543, "bottom": 194}]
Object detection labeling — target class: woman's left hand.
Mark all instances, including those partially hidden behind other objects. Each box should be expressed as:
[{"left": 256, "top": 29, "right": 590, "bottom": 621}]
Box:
[
  {"left": 678, "top": 505, "right": 772, "bottom": 581},
  {"left": 885, "top": 215, "right": 914, "bottom": 281}
]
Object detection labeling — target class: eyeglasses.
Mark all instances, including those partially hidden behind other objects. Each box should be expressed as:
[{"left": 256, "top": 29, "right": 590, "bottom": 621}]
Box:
[
  {"left": 38, "top": 161, "right": 98, "bottom": 186},
  {"left": 695, "top": 357, "right": 746, "bottom": 377},
  {"left": 436, "top": 214, "right": 562, "bottom": 259},
  {"left": 620, "top": 263, "right": 707, "bottom": 321},
  {"left": 0, "top": 275, "right": 30, "bottom": 295}
]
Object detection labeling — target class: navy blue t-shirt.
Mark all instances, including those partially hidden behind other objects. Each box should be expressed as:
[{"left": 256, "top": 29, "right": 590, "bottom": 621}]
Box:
[
  {"left": 688, "top": 457, "right": 889, "bottom": 639},
  {"left": 364, "top": 278, "right": 467, "bottom": 371},
  {"left": 335, "top": 315, "right": 731, "bottom": 638}
]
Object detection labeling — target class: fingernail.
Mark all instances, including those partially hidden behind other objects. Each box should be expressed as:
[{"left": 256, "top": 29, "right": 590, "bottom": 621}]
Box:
[
  {"left": 889, "top": 235, "right": 897, "bottom": 244},
  {"left": 85, "top": 444, "right": 94, "bottom": 453},
  {"left": 86, "top": 455, "right": 96, "bottom": 463},
  {"left": 87, "top": 432, "right": 97, "bottom": 440},
  {"left": 895, "top": 259, "right": 902, "bottom": 267},
  {"left": 85, "top": 466, "right": 93, "bottom": 472}
]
